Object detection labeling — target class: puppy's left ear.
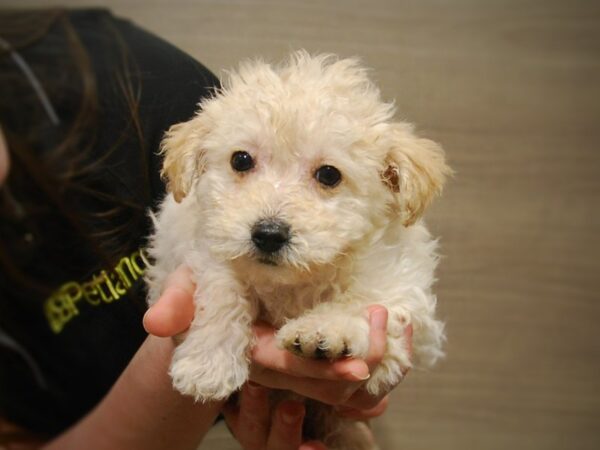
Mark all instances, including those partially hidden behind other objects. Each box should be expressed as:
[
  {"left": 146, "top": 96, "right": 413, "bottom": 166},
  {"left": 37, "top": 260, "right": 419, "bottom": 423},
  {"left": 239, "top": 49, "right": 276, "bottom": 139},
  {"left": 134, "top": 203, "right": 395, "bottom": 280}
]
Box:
[
  {"left": 160, "top": 115, "right": 208, "bottom": 202},
  {"left": 382, "top": 123, "right": 452, "bottom": 226}
]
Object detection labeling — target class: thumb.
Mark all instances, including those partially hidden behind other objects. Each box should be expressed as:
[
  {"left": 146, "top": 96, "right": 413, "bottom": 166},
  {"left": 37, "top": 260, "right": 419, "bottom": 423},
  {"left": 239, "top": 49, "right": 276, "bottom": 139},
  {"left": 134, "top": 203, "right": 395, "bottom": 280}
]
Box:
[{"left": 143, "top": 265, "right": 195, "bottom": 337}]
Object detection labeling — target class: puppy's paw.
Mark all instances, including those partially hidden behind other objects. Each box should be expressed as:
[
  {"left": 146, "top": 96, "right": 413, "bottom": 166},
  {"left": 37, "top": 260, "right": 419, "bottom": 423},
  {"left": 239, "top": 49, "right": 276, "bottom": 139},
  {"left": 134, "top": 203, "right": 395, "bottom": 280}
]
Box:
[
  {"left": 277, "top": 314, "right": 369, "bottom": 360},
  {"left": 170, "top": 348, "right": 248, "bottom": 401}
]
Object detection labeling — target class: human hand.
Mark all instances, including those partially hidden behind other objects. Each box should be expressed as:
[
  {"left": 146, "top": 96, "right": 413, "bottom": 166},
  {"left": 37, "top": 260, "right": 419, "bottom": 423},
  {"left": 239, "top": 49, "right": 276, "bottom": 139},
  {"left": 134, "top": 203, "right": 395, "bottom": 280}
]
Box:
[
  {"left": 249, "top": 307, "right": 412, "bottom": 419},
  {"left": 143, "top": 265, "right": 412, "bottom": 421},
  {"left": 143, "top": 264, "right": 196, "bottom": 337},
  {"left": 223, "top": 383, "right": 327, "bottom": 450}
]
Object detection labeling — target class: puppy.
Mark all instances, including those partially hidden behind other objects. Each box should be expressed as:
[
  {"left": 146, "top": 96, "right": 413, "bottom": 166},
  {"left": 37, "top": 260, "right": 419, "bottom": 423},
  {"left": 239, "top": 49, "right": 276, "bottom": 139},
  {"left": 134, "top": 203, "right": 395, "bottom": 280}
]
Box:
[{"left": 145, "top": 51, "right": 450, "bottom": 450}]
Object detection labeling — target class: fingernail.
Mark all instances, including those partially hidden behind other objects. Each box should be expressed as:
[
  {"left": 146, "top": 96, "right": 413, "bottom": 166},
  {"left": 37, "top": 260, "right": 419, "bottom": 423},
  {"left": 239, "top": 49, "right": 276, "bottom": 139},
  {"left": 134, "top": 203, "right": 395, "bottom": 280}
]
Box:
[
  {"left": 142, "top": 307, "right": 154, "bottom": 331},
  {"left": 280, "top": 403, "right": 304, "bottom": 425},
  {"left": 343, "top": 361, "right": 370, "bottom": 380},
  {"left": 348, "top": 371, "right": 370, "bottom": 381},
  {"left": 143, "top": 305, "right": 154, "bottom": 320},
  {"left": 281, "top": 411, "right": 299, "bottom": 425}
]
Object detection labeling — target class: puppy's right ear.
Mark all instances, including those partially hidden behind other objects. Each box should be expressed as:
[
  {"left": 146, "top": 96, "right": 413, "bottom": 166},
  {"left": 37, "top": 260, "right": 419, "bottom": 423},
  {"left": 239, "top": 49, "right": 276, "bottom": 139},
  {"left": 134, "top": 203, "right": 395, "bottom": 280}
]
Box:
[{"left": 160, "top": 116, "right": 208, "bottom": 202}]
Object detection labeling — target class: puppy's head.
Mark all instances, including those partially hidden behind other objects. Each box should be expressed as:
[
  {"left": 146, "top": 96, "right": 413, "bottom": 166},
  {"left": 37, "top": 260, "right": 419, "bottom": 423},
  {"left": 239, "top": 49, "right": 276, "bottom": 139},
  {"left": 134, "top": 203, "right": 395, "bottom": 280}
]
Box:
[{"left": 161, "top": 51, "right": 450, "bottom": 277}]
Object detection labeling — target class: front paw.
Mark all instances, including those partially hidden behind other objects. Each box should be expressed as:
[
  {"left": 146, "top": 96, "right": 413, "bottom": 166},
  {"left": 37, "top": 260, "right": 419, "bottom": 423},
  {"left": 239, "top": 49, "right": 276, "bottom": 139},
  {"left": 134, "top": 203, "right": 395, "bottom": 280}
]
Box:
[
  {"left": 276, "top": 314, "right": 369, "bottom": 360},
  {"left": 170, "top": 347, "right": 249, "bottom": 402}
]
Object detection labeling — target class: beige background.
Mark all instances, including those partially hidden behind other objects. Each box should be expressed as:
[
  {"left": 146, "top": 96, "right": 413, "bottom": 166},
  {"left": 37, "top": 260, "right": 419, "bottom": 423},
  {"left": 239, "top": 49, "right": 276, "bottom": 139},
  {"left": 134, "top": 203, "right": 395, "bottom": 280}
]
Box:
[{"left": 11, "top": 0, "right": 600, "bottom": 449}]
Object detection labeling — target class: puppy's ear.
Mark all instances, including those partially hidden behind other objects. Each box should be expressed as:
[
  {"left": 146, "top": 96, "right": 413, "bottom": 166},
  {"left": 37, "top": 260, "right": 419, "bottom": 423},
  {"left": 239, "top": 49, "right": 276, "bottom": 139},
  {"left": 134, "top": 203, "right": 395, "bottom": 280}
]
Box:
[
  {"left": 382, "top": 123, "right": 451, "bottom": 226},
  {"left": 160, "top": 116, "right": 208, "bottom": 202}
]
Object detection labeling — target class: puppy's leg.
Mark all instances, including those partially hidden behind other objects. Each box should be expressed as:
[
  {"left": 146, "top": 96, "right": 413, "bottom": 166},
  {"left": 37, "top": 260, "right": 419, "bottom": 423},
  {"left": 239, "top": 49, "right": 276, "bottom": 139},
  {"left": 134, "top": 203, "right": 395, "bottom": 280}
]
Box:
[{"left": 170, "top": 262, "right": 255, "bottom": 402}]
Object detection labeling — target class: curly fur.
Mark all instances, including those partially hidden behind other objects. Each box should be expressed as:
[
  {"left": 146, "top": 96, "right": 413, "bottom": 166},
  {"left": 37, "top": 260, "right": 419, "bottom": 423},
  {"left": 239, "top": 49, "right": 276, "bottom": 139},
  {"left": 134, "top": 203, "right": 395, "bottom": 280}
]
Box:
[{"left": 145, "top": 51, "right": 451, "bottom": 450}]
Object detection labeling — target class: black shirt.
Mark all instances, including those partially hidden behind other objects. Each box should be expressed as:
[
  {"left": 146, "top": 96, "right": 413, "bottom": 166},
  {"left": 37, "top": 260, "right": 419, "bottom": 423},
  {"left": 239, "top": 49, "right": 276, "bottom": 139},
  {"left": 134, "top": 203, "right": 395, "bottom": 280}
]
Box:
[{"left": 0, "top": 9, "right": 219, "bottom": 435}]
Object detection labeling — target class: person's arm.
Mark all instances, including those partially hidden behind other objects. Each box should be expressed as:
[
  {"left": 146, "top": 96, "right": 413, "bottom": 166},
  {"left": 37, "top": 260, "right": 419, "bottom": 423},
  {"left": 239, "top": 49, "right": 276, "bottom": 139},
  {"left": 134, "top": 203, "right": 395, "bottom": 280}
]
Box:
[{"left": 44, "top": 334, "right": 222, "bottom": 450}]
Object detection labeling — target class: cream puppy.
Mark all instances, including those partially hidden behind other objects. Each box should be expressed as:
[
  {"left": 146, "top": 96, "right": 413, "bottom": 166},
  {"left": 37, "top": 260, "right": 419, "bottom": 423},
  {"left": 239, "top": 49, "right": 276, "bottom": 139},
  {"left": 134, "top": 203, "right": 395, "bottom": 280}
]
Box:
[{"left": 145, "top": 51, "right": 450, "bottom": 450}]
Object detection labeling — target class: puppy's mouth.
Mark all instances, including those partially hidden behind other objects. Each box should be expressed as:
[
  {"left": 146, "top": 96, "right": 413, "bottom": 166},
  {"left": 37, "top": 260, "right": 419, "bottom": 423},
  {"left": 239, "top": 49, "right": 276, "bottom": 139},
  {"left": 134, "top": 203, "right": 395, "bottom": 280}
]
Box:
[{"left": 257, "top": 256, "right": 279, "bottom": 266}]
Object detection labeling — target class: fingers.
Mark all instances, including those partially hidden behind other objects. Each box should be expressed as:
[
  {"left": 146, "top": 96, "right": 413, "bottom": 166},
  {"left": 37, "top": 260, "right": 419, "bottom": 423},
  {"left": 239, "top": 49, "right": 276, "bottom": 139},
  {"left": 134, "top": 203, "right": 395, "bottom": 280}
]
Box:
[
  {"left": 223, "top": 383, "right": 270, "bottom": 450},
  {"left": 252, "top": 322, "right": 369, "bottom": 382},
  {"left": 404, "top": 323, "right": 414, "bottom": 359},
  {"left": 223, "top": 384, "right": 315, "bottom": 450},
  {"left": 337, "top": 322, "right": 413, "bottom": 414},
  {"left": 250, "top": 367, "right": 359, "bottom": 406},
  {"left": 335, "top": 395, "right": 390, "bottom": 420},
  {"left": 143, "top": 265, "right": 195, "bottom": 337},
  {"left": 364, "top": 305, "right": 388, "bottom": 371},
  {"left": 339, "top": 387, "right": 388, "bottom": 412},
  {"left": 266, "top": 400, "right": 305, "bottom": 450}
]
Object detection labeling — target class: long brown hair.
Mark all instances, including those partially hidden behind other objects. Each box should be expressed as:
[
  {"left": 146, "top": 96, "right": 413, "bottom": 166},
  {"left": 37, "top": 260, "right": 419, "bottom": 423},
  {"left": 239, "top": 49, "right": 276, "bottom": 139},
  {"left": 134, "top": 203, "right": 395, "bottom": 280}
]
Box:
[{"left": 0, "top": 8, "right": 150, "bottom": 296}]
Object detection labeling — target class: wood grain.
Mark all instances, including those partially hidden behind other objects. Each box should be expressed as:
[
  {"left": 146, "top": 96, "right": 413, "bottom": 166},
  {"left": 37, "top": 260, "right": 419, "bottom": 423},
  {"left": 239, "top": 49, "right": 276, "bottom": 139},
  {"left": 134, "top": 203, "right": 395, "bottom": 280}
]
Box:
[{"left": 14, "top": 0, "right": 600, "bottom": 448}]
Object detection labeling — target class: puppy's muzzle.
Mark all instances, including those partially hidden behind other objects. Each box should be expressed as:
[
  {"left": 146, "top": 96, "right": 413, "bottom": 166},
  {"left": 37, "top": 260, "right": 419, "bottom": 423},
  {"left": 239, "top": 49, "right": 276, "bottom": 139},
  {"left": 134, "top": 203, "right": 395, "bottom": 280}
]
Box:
[{"left": 251, "top": 219, "right": 290, "bottom": 254}]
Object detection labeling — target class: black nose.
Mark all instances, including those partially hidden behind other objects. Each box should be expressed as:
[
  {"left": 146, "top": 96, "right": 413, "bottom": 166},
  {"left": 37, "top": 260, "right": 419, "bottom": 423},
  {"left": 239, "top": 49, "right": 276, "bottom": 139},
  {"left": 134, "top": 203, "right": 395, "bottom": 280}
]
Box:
[{"left": 251, "top": 219, "right": 290, "bottom": 254}]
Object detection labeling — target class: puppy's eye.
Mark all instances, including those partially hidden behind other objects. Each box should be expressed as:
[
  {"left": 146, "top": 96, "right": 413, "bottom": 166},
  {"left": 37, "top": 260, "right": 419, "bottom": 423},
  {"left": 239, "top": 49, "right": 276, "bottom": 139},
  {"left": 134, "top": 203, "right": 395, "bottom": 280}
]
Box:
[
  {"left": 230, "top": 151, "right": 254, "bottom": 172},
  {"left": 314, "top": 165, "right": 342, "bottom": 188}
]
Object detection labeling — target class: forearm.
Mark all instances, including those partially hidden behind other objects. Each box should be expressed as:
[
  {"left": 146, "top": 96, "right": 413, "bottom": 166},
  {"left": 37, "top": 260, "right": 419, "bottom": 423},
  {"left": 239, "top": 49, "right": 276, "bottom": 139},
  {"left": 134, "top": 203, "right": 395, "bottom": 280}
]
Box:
[{"left": 44, "top": 335, "right": 223, "bottom": 450}]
